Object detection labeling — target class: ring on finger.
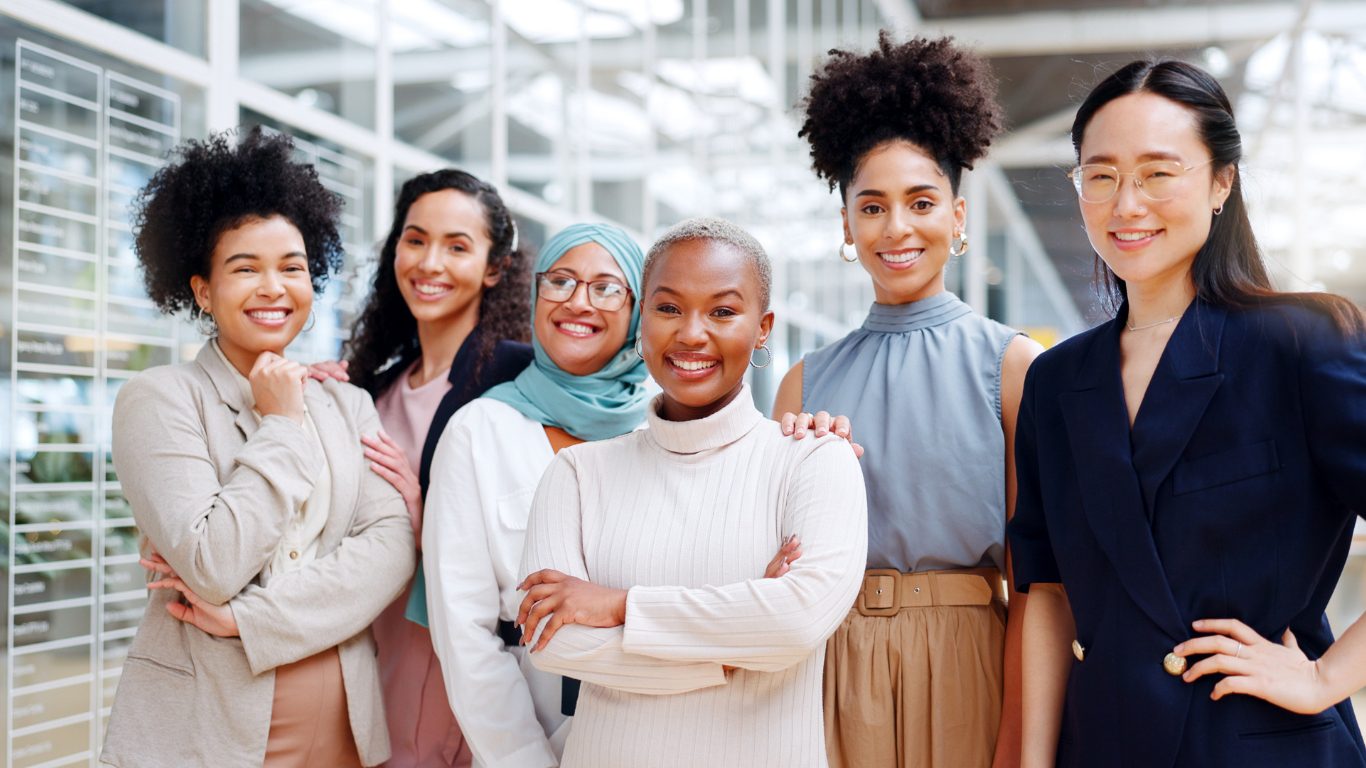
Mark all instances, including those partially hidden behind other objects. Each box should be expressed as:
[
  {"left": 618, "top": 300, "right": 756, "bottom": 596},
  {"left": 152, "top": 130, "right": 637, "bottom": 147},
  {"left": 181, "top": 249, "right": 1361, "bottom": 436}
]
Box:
[{"left": 1233, "top": 641, "right": 1243, "bottom": 658}]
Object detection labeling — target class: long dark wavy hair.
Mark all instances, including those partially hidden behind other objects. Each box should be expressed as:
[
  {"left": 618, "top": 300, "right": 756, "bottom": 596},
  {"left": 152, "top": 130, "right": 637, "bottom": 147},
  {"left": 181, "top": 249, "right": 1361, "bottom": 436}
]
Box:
[
  {"left": 345, "top": 169, "right": 530, "bottom": 395},
  {"left": 1072, "top": 59, "right": 1362, "bottom": 335}
]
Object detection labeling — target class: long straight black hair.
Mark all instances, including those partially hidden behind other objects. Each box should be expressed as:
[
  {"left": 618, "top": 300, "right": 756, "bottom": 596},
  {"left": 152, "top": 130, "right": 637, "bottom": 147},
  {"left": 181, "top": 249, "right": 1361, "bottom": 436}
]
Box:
[
  {"left": 345, "top": 169, "right": 530, "bottom": 395},
  {"left": 1071, "top": 59, "right": 1362, "bottom": 335}
]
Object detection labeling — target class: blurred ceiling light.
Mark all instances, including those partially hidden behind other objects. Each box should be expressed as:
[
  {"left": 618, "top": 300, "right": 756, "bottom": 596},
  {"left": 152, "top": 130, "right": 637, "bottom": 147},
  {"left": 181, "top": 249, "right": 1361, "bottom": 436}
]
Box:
[
  {"left": 261, "top": 0, "right": 486, "bottom": 52},
  {"left": 503, "top": 0, "right": 628, "bottom": 42},
  {"left": 588, "top": 0, "right": 685, "bottom": 27},
  {"left": 656, "top": 57, "right": 776, "bottom": 105},
  {"left": 1201, "top": 46, "right": 1231, "bottom": 77},
  {"left": 391, "top": 0, "right": 487, "bottom": 49},
  {"left": 451, "top": 70, "right": 492, "bottom": 91}
]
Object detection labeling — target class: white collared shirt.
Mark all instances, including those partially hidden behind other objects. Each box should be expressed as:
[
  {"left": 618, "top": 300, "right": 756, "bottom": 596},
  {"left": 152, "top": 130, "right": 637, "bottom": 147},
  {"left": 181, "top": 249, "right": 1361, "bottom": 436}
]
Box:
[{"left": 211, "top": 341, "right": 331, "bottom": 577}]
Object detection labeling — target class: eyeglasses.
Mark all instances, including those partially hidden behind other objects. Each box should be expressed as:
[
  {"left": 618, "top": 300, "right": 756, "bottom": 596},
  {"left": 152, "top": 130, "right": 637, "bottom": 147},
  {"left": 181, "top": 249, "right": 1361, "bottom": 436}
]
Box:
[
  {"left": 1068, "top": 158, "right": 1214, "bottom": 204},
  {"left": 536, "top": 271, "right": 632, "bottom": 311}
]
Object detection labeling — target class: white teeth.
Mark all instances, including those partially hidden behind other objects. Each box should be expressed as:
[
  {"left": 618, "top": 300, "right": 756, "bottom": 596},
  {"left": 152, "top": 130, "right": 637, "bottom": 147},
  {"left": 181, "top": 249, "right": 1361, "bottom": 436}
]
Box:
[
  {"left": 1114, "top": 231, "right": 1157, "bottom": 241},
  {"left": 670, "top": 358, "right": 717, "bottom": 371},
  {"left": 415, "top": 282, "right": 451, "bottom": 295},
  {"left": 248, "top": 310, "right": 286, "bottom": 321},
  {"left": 879, "top": 250, "right": 922, "bottom": 264},
  {"left": 558, "top": 322, "right": 597, "bottom": 335}
]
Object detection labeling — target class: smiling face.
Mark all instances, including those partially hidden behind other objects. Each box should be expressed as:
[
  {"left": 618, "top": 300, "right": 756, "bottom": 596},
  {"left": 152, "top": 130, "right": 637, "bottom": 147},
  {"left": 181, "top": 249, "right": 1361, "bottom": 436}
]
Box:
[
  {"left": 191, "top": 214, "right": 313, "bottom": 374},
  {"left": 533, "top": 242, "right": 633, "bottom": 376},
  {"left": 641, "top": 238, "right": 774, "bottom": 422},
  {"left": 842, "top": 140, "right": 966, "bottom": 305},
  {"left": 393, "top": 188, "right": 501, "bottom": 332},
  {"left": 1077, "top": 92, "right": 1233, "bottom": 292}
]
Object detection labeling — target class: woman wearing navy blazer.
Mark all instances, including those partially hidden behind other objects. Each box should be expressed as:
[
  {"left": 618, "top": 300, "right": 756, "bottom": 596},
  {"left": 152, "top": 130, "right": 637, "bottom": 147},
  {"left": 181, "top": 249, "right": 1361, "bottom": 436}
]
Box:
[{"left": 1009, "top": 60, "right": 1366, "bottom": 768}]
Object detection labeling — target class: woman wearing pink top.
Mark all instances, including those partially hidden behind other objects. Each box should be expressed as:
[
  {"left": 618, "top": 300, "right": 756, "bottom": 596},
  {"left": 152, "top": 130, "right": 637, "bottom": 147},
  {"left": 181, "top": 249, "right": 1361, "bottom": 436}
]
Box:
[{"left": 327, "top": 169, "right": 533, "bottom": 766}]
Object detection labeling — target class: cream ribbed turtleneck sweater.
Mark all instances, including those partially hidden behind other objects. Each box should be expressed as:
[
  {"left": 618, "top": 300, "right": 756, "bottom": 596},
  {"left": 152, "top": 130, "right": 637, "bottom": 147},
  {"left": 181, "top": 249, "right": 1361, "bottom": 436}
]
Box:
[{"left": 520, "top": 386, "right": 868, "bottom": 768}]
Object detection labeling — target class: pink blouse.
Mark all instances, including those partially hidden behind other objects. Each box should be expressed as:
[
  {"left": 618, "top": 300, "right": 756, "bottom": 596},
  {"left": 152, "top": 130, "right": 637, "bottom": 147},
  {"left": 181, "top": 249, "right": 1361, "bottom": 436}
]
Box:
[{"left": 373, "top": 362, "right": 472, "bottom": 767}]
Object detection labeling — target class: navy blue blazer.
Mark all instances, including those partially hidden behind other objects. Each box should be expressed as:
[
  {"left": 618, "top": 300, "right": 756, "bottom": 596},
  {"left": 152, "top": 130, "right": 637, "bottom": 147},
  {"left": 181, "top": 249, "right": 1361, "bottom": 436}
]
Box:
[{"left": 1008, "top": 298, "right": 1366, "bottom": 768}]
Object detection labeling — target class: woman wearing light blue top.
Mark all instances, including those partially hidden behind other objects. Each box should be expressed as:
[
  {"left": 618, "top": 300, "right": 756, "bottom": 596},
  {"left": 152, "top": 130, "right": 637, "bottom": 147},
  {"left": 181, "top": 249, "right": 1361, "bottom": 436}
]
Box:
[{"left": 776, "top": 35, "right": 1043, "bottom": 768}]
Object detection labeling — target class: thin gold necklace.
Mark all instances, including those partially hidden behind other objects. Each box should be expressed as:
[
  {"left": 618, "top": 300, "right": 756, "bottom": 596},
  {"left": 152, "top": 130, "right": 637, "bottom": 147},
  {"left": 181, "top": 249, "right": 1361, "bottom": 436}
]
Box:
[{"left": 1127, "top": 315, "right": 1180, "bottom": 332}]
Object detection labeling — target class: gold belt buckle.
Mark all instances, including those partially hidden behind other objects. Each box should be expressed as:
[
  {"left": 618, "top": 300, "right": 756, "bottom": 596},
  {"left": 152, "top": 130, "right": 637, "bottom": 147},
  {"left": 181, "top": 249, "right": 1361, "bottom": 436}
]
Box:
[{"left": 859, "top": 569, "right": 901, "bottom": 617}]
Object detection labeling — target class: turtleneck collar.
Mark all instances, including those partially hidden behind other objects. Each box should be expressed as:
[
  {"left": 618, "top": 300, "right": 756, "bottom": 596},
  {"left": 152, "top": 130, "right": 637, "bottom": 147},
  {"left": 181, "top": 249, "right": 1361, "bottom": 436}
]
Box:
[
  {"left": 862, "top": 291, "right": 972, "bottom": 333},
  {"left": 646, "top": 384, "right": 765, "bottom": 455}
]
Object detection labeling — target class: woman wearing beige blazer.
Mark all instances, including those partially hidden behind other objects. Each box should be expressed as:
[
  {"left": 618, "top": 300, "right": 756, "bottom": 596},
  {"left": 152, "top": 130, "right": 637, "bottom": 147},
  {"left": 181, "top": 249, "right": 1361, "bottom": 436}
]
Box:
[{"left": 99, "top": 128, "right": 414, "bottom": 768}]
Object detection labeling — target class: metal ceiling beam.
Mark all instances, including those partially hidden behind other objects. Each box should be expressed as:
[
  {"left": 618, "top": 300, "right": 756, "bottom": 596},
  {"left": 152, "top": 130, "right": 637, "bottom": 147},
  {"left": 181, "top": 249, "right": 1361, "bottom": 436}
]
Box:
[{"left": 922, "top": 0, "right": 1365, "bottom": 57}]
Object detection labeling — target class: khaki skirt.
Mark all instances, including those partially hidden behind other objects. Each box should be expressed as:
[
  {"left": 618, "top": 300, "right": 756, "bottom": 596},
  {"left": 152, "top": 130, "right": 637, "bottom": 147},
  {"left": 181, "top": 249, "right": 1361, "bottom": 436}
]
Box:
[
  {"left": 264, "top": 646, "right": 363, "bottom": 767},
  {"left": 824, "top": 569, "right": 1006, "bottom": 768}
]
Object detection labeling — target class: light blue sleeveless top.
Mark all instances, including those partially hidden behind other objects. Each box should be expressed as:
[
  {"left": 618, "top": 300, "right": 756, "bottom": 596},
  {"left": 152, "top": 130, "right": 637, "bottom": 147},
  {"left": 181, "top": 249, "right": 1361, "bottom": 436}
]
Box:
[{"left": 802, "top": 292, "right": 1020, "bottom": 572}]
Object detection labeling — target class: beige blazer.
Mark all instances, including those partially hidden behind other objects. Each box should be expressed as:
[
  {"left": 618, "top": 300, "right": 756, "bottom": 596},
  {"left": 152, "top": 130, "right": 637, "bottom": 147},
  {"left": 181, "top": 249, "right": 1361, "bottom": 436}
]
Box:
[{"left": 99, "top": 344, "right": 415, "bottom": 768}]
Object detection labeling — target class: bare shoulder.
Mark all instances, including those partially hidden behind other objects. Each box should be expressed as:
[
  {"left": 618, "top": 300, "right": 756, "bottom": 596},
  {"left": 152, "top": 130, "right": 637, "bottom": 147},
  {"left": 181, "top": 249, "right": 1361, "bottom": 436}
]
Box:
[
  {"left": 1000, "top": 334, "right": 1045, "bottom": 420},
  {"left": 1003, "top": 334, "right": 1044, "bottom": 378}
]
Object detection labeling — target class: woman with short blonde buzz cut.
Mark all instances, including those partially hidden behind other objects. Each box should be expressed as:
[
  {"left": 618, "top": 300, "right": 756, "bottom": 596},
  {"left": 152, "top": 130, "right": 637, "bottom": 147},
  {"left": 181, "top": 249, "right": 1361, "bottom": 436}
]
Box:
[
  {"left": 516, "top": 217, "right": 867, "bottom": 768},
  {"left": 784, "top": 34, "right": 1041, "bottom": 768}
]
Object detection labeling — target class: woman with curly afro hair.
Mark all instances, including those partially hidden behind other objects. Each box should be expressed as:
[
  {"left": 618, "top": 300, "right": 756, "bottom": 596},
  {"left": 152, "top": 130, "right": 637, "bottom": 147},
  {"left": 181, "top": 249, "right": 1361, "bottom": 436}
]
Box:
[
  {"left": 774, "top": 34, "right": 1043, "bottom": 768},
  {"left": 311, "top": 170, "right": 532, "bottom": 767},
  {"left": 101, "top": 127, "right": 414, "bottom": 767}
]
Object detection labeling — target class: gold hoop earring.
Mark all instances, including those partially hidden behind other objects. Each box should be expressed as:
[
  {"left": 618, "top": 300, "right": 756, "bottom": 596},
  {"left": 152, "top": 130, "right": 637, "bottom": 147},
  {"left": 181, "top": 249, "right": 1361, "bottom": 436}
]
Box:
[
  {"left": 838, "top": 242, "right": 858, "bottom": 263},
  {"left": 950, "top": 232, "right": 969, "bottom": 257}
]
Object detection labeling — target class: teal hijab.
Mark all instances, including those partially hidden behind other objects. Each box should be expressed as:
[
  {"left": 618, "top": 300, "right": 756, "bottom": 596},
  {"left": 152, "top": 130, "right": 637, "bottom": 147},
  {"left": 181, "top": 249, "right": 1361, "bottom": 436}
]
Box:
[
  {"left": 483, "top": 222, "right": 649, "bottom": 441},
  {"left": 406, "top": 222, "right": 648, "bottom": 628}
]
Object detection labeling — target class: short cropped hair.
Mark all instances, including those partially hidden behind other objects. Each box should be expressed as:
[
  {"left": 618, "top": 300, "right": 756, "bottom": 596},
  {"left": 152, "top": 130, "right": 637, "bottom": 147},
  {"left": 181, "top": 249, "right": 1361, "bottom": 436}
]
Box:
[{"left": 644, "top": 217, "right": 772, "bottom": 310}]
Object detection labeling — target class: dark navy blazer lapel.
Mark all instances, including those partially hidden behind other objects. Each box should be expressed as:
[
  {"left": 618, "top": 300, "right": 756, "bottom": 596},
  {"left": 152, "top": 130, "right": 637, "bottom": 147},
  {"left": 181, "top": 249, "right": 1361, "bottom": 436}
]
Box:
[
  {"left": 1057, "top": 315, "right": 1188, "bottom": 640},
  {"left": 1129, "top": 301, "right": 1226, "bottom": 515}
]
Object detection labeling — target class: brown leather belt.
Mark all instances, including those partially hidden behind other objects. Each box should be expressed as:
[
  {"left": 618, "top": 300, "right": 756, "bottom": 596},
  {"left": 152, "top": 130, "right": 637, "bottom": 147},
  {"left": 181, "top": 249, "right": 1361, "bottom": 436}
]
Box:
[{"left": 855, "top": 567, "right": 1005, "bottom": 617}]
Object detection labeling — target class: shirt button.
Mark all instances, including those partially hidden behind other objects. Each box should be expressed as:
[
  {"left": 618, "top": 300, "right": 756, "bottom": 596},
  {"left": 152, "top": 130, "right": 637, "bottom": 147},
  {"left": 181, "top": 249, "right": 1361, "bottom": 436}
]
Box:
[{"left": 289, "top": 550, "right": 299, "bottom": 560}]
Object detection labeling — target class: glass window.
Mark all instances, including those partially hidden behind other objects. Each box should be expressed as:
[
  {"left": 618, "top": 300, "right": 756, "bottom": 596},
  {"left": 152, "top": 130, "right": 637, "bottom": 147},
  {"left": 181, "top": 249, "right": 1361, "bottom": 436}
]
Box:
[
  {"left": 1, "top": 19, "right": 207, "bottom": 759},
  {"left": 239, "top": 0, "right": 378, "bottom": 130},
  {"left": 391, "top": 0, "right": 492, "bottom": 174},
  {"left": 60, "top": 0, "right": 207, "bottom": 57}
]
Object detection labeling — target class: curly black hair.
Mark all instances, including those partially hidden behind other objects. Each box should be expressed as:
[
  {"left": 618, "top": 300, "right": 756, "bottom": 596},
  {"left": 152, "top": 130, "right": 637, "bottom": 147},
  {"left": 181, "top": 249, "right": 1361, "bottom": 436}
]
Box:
[
  {"left": 133, "top": 126, "right": 344, "bottom": 316},
  {"left": 799, "top": 33, "right": 1004, "bottom": 198},
  {"left": 344, "top": 169, "right": 531, "bottom": 396}
]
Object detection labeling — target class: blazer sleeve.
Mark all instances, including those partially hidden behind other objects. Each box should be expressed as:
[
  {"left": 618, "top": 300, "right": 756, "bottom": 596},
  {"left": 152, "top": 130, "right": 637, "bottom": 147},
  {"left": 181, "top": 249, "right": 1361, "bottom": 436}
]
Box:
[
  {"left": 1007, "top": 364, "right": 1063, "bottom": 590},
  {"left": 1299, "top": 322, "right": 1366, "bottom": 515},
  {"left": 620, "top": 438, "right": 868, "bottom": 673},
  {"left": 424, "top": 414, "right": 558, "bottom": 768},
  {"left": 231, "top": 387, "right": 415, "bottom": 675},
  {"left": 111, "top": 371, "right": 320, "bottom": 606},
  {"left": 520, "top": 453, "right": 729, "bottom": 695}
]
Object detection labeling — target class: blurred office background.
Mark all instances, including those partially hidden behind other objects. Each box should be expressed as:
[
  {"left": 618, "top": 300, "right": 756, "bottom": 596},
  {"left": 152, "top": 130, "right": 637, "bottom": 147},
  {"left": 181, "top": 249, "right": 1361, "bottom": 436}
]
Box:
[{"left": 1, "top": 1, "right": 1364, "bottom": 764}]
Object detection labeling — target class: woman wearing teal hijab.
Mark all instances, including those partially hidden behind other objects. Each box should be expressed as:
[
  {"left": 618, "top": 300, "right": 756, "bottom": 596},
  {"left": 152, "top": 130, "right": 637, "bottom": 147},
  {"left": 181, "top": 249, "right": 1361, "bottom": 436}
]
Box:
[{"left": 417, "top": 223, "right": 649, "bottom": 767}]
